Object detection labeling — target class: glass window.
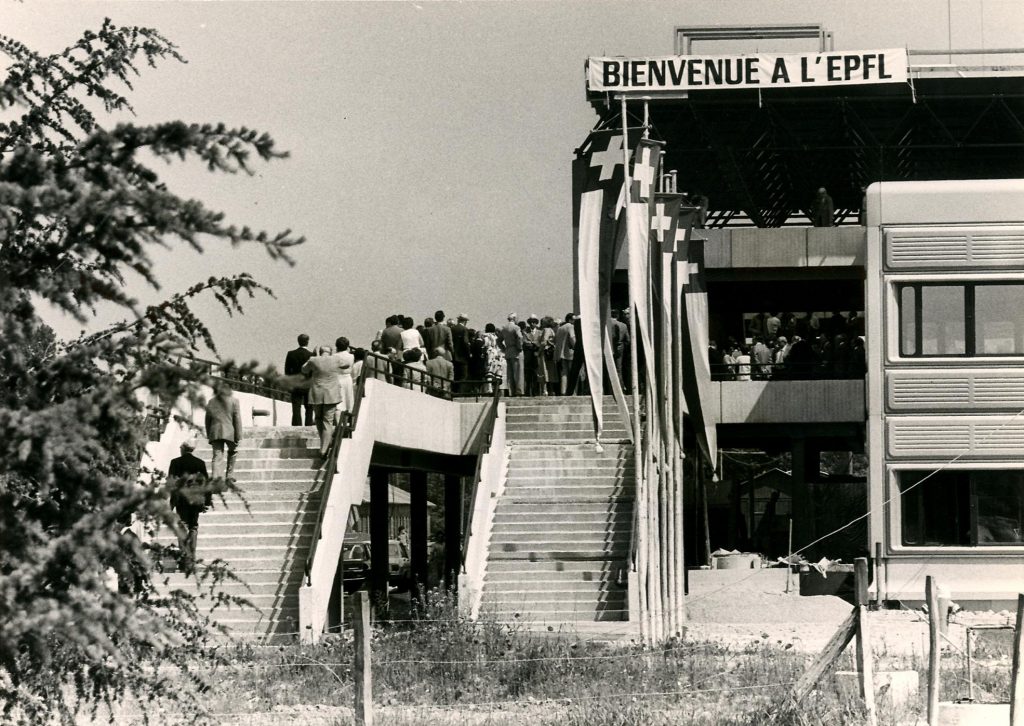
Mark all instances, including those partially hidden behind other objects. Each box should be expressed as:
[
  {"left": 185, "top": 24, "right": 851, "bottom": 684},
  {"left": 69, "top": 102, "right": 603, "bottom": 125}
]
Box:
[
  {"left": 920, "top": 285, "right": 965, "bottom": 355},
  {"left": 900, "top": 286, "right": 917, "bottom": 356},
  {"left": 898, "top": 469, "right": 1024, "bottom": 546},
  {"left": 897, "top": 281, "right": 1024, "bottom": 357},
  {"left": 975, "top": 285, "right": 1024, "bottom": 355}
]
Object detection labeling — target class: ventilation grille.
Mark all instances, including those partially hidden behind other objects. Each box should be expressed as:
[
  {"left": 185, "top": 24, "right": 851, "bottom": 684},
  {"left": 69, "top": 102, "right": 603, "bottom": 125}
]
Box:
[
  {"left": 888, "top": 416, "right": 1024, "bottom": 457},
  {"left": 889, "top": 372, "right": 1024, "bottom": 409},
  {"left": 886, "top": 226, "right": 1024, "bottom": 269}
]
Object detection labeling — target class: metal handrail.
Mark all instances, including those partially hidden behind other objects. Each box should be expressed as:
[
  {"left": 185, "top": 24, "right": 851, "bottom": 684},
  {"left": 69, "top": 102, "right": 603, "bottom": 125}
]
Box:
[
  {"left": 173, "top": 354, "right": 292, "bottom": 401},
  {"left": 361, "top": 350, "right": 496, "bottom": 400},
  {"left": 460, "top": 381, "right": 503, "bottom": 573},
  {"left": 710, "top": 361, "right": 866, "bottom": 381},
  {"left": 303, "top": 360, "right": 370, "bottom": 586}
]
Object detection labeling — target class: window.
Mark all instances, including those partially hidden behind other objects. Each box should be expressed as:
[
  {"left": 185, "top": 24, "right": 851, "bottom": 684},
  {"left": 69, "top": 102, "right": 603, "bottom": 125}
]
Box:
[
  {"left": 898, "top": 281, "right": 1024, "bottom": 357},
  {"left": 898, "top": 469, "right": 1024, "bottom": 546}
]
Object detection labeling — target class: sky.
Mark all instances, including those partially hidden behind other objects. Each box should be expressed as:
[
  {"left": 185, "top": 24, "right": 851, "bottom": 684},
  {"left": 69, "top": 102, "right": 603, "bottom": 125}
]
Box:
[{"left": 5, "top": 0, "right": 1021, "bottom": 367}]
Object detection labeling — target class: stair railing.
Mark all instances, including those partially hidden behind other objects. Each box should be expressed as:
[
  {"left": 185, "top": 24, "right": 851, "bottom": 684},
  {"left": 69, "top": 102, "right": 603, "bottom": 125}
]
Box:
[
  {"left": 461, "top": 382, "right": 503, "bottom": 573},
  {"left": 303, "top": 361, "right": 370, "bottom": 586}
]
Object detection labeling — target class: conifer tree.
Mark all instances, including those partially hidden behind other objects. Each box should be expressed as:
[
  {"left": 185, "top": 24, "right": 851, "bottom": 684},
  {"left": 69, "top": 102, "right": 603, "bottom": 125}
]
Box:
[{"left": 0, "top": 20, "right": 302, "bottom": 723}]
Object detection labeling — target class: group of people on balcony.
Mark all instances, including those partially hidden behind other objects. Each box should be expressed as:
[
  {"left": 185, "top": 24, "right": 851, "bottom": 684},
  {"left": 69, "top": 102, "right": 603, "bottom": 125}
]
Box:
[{"left": 710, "top": 311, "right": 866, "bottom": 381}]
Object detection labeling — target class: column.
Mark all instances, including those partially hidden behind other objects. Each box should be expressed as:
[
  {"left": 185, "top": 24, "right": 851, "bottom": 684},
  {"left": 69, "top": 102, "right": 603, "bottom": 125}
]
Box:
[{"left": 369, "top": 467, "right": 390, "bottom": 617}]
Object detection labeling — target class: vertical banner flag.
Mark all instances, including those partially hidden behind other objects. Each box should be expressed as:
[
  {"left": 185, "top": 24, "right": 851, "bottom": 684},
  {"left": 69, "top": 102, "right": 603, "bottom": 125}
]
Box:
[
  {"left": 652, "top": 193, "right": 683, "bottom": 439},
  {"left": 573, "top": 127, "right": 637, "bottom": 440},
  {"left": 627, "top": 139, "right": 663, "bottom": 398},
  {"left": 679, "top": 234, "right": 718, "bottom": 466}
]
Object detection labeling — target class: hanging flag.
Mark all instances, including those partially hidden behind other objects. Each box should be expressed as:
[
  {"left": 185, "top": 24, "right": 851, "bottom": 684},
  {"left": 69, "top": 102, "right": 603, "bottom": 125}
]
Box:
[
  {"left": 572, "top": 127, "right": 638, "bottom": 441},
  {"left": 626, "top": 139, "right": 663, "bottom": 400},
  {"left": 651, "top": 193, "right": 683, "bottom": 445},
  {"left": 679, "top": 233, "right": 718, "bottom": 467}
]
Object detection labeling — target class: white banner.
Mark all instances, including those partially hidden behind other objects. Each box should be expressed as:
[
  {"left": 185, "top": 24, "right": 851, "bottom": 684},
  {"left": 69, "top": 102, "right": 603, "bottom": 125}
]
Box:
[{"left": 588, "top": 48, "right": 908, "bottom": 92}]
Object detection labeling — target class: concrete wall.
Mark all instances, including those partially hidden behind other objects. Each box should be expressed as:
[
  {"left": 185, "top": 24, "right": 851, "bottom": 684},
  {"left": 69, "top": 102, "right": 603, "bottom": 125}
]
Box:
[
  {"left": 710, "top": 379, "right": 865, "bottom": 424},
  {"left": 364, "top": 381, "right": 488, "bottom": 455},
  {"left": 699, "top": 226, "right": 865, "bottom": 269}
]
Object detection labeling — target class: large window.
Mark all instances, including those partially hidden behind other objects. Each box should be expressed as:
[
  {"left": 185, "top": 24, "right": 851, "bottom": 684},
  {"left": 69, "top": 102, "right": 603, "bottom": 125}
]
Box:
[
  {"left": 898, "top": 469, "right": 1024, "bottom": 546},
  {"left": 898, "top": 281, "right": 1024, "bottom": 357}
]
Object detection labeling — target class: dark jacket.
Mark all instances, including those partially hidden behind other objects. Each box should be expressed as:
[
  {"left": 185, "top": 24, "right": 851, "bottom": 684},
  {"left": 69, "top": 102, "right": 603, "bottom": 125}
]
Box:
[
  {"left": 285, "top": 346, "right": 312, "bottom": 376},
  {"left": 169, "top": 452, "right": 211, "bottom": 510}
]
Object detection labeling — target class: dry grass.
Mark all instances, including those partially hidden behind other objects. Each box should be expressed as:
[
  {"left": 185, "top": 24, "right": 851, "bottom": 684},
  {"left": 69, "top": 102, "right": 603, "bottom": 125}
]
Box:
[{"left": 97, "top": 593, "right": 1015, "bottom": 725}]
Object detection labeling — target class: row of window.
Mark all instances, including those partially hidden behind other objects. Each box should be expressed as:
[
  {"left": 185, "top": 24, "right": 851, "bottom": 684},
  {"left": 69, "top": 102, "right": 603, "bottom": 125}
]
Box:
[{"left": 899, "top": 281, "right": 1024, "bottom": 357}]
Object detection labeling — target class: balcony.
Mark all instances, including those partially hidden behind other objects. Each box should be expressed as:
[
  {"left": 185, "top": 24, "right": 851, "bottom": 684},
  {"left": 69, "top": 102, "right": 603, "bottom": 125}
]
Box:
[{"left": 710, "top": 378, "right": 865, "bottom": 425}]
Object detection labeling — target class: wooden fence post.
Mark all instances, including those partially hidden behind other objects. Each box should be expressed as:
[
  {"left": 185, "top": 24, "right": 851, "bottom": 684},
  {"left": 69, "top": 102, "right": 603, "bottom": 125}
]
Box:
[
  {"left": 926, "top": 576, "right": 940, "bottom": 726},
  {"left": 353, "top": 590, "right": 373, "bottom": 726},
  {"left": 854, "top": 558, "right": 876, "bottom": 726},
  {"left": 1010, "top": 592, "right": 1024, "bottom": 726}
]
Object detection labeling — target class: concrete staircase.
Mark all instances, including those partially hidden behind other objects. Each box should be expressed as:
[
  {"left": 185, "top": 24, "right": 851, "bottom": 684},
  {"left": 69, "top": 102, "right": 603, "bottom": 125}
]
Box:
[
  {"left": 156, "top": 426, "right": 322, "bottom": 638},
  {"left": 479, "top": 397, "right": 634, "bottom": 622}
]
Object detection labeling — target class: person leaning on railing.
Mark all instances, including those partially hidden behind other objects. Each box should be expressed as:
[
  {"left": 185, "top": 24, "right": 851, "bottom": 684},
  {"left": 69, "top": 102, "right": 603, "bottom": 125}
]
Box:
[{"left": 425, "top": 346, "right": 454, "bottom": 396}]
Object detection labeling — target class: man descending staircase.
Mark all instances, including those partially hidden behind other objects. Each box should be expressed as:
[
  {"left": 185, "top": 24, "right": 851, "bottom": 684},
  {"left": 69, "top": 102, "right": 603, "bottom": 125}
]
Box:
[
  {"left": 157, "top": 427, "right": 322, "bottom": 638},
  {"left": 479, "top": 396, "right": 634, "bottom": 622}
]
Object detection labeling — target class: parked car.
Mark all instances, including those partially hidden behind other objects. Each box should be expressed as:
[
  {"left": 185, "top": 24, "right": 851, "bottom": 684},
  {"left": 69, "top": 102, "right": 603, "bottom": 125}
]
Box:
[
  {"left": 341, "top": 538, "right": 371, "bottom": 593},
  {"left": 341, "top": 537, "right": 410, "bottom": 592}
]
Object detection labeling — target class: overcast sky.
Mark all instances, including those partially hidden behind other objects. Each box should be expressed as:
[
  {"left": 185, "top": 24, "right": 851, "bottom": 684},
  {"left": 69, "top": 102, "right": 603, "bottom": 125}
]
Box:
[{"left": 6, "top": 0, "right": 1021, "bottom": 367}]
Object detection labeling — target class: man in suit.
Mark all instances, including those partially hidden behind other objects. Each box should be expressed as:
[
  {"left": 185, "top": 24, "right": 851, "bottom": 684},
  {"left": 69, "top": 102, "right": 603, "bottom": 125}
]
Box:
[
  {"left": 168, "top": 440, "right": 210, "bottom": 573},
  {"left": 285, "top": 333, "right": 314, "bottom": 426},
  {"left": 205, "top": 382, "right": 242, "bottom": 482},
  {"left": 302, "top": 346, "right": 345, "bottom": 456},
  {"left": 450, "top": 313, "right": 471, "bottom": 389},
  {"left": 380, "top": 315, "right": 405, "bottom": 384},
  {"left": 812, "top": 187, "right": 835, "bottom": 227},
  {"left": 499, "top": 313, "right": 524, "bottom": 396},
  {"left": 554, "top": 313, "right": 576, "bottom": 395},
  {"left": 610, "top": 309, "right": 630, "bottom": 386},
  {"left": 432, "top": 310, "right": 453, "bottom": 358}
]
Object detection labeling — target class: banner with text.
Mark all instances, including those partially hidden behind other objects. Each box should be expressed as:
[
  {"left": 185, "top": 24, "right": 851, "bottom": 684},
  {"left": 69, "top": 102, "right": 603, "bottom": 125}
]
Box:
[{"left": 587, "top": 49, "right": 908, "bottom": 93}]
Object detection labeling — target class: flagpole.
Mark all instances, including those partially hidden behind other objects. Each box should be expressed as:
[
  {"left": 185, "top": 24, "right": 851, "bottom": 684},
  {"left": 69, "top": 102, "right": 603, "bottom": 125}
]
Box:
[
  {"left": 621, "top": 96, "right": 648, "bottom": 647},
  {"left": 671, "top": 247, "right": 686, "bottom": 634},
  {"left": 661, "top": 231, "right": 676, "bottom": 638}
]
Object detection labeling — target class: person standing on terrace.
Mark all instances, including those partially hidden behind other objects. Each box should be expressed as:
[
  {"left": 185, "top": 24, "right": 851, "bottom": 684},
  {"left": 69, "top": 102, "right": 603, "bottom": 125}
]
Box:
[{"left": 812, "top": 187, "right": 835, "bottom": 227}]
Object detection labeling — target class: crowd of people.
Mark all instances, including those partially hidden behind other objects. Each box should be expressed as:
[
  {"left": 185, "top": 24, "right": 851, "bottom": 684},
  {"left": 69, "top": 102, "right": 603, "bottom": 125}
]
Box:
[
  {"left": 282, "top": 309, "right": 617, "bottom": 454},
  {"left": 709, "top": 311, "right": 866, "bottom": 381}
]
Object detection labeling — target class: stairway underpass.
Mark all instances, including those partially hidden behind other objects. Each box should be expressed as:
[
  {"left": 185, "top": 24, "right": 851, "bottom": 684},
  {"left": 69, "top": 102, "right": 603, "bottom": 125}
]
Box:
[{"left": 478, "top": 396, "right": 635, "bottom": 623}]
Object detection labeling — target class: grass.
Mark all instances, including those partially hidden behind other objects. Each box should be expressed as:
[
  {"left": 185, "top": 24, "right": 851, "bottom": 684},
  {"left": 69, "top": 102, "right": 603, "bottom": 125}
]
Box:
[{"left": 97, "top": 591, "right": 1015, "bottom": 725}]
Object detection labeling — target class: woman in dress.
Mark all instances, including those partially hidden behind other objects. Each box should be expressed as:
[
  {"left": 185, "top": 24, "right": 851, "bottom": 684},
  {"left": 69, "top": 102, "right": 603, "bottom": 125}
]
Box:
[
  {"left": 483, "top": 323, "right": 503, "bottom": 393},
  {"left": 539, "top": 316, "right": 558, "bottom": 396},
  {"left": 335, "top": 337, "right": 356, "bottom": 412}
]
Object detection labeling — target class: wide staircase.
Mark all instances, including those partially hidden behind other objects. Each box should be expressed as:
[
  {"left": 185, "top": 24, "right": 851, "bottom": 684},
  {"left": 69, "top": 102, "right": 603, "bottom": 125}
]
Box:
[
  {"left": 156, "top": 426, "right": 322, "bottom": 638},
  {"left": 479, "top": 396, "right": 635, "bottom": 622}
]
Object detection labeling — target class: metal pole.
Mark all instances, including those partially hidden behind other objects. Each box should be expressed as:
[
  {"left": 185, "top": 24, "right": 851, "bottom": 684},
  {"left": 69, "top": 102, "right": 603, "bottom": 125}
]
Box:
[
  {"left": 353, "top": 591, "right": 373, "bottom": 726},
  {"left": 785, "top": 517, "right": 793, "bottom": 594},
  {"left": 927, "top": 576, "right": 941, "bottom": 726},
  {"left": 621, "top": 96, "right": 648, "bottom": 646}
]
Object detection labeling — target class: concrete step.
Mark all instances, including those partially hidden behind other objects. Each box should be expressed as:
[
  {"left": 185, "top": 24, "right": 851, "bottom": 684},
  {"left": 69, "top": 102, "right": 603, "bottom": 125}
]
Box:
[
  {"left": 222, "top": 468, "right": 322, "bottom": 481},
  {"left": 506, "top": 427, "right": 629, "bottom": 438},
  {"left": 190, "top": 447, "right": 320, "bottom": 460},
  {"left": 505, "top": 479, "right": 633, "bottom": 492},
  {"left": 160, "top": 572, "right": 303, "bottom": 591},
  {"left": 200, "top": 507, "right": 319, "bottom": 523},
  {"left": 218, "top": 492, "right": 321, "bottom": 505},
  {"left": 485, "top": 559, "right": 623, "bottom": 574},
  {"left": 489, "top": 543, "right": 629, "bottom": 559},
  {"left": 491, "top": 523, "right": 628, "bottom": 537},
  {"left": 196, "top": 533, "right": 313, "bottom": 547},
  {"left": 490, "top": 530, "right": 630, "bottom": 544},
  {"left": 223, "top": 458, "right": 319, "bottom": 471},
  {"left": 199, "top": 521, "right": 316, "bottom": 536},
  {"left": 226, "top": 479, "right": 322, "bottom": 493},
  {"left": 493, "top": 510, "right": 631, "bottom": 524},
  {"left": 482, "top": 577, "right": 616, "bottom": 592},
  {"left": 507, "top": 446, "right": 633, "bottom": 460},
  {"left": 506, "top": 461, "right": 635, "bottom": 474}
]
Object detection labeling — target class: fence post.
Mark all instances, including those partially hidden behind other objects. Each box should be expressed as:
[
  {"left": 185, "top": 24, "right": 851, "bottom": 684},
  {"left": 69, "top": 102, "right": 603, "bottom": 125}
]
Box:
[
  {"left": 1010, "top": 592, "right": 1024, "bottom": 726},
  {"left": 854, "top": 557, "right": 876, "bottom": 726},
  {"left": 353, "top": 590, "right": 372, "bottom": 726},
  {"left": 926, "top": 576, "right": 940, "bottom": 726}
]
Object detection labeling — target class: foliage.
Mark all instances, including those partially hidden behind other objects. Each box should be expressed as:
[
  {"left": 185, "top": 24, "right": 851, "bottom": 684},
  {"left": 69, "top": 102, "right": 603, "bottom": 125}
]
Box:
[{"left": 0, "top": 18, "right": 302, "bottom": 724}]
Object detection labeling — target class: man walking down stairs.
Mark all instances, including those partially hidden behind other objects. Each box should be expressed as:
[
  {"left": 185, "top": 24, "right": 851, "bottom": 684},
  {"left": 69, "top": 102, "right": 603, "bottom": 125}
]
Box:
[
  {"left": 479, "top": 396, "right": 634, "bottom": 623},
  {"left": 157, "top": 427, "right": 322, "bottom": 638}
]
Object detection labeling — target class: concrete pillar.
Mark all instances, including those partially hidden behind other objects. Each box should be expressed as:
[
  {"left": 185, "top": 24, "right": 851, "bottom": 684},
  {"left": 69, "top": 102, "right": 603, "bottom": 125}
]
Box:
[
  {"left": 790, "top": 439, "right": 819, "bottom": 556},
  {"left": 410, "top": 470, "right": 429, "bottom": 597},
  {"left": 369, "top": 467, "right": 390, "bottom": 616},
  {"left": 444, "top": 474, "right": 463, "bottom": 591}
]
